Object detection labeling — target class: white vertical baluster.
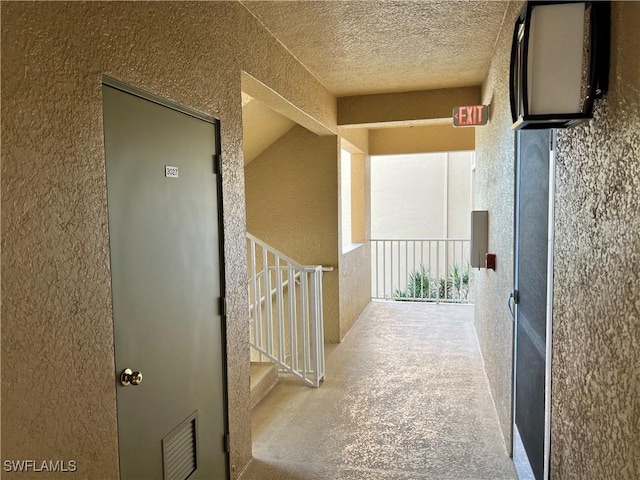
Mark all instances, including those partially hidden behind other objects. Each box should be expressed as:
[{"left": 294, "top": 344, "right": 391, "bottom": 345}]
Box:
[
  {"left": 383, "top": 241, "right": 387, "bottom": 300},
  {"left": 445, "top": 239, "right": 449, "bottom": 301},
  {"left": 262, "top": 246, "right": 273, "bottom": 357},
  {"left": 257, "top": 274, "right": 263, "bottom": 360},
  {"left": 396, "top": 241, "right": 400, "bottom": 297},
  {"left": 300, "top": 270, "right": 309, "bottom": 382},
  {"left": 309, "top": 270, "right": 319, "bottom": 387},
  {"left": 375, "top": 241, "right": 379, "bottom": 298},
  {"left": 288, "top": 265, "right": 298, "bottom": 373},
  {"left": 250, "top": 239, "right": 262, "bottom": 361},
  {"left": 450, "top": 240, "right": 454, "bottom": 301},
  {"left": 275, "top": 255, "right": 285, "bottom": 365},
  {"left": 404, "top": 240, "right": 408, "bottom": 299},
  {"left": 453, "top": 240, "right": 458, "bottom": 300},
  {"left": 390, "top": 241, "right": 394, "bottom": 299},
  {"left": 436, "top": 240, "right": 440, "bottom": 302},
  {"left": 420, "top": 240, "right": 425, "bottom": 299},
  {"left": 317, "top": 268, "right": 325, "bottom": 384},
  {"left": 415, "top": 240, "right": 419, "bottom": 297}
]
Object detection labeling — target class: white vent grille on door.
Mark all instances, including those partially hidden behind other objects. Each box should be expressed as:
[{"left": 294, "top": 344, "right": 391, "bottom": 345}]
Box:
[{"left": 162, "top": 412, "right": 198, "bottom": 480}]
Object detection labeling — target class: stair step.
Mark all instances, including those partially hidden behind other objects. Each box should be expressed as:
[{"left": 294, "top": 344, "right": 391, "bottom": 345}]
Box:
[{"left": 250, "top": 362, "right": 278, "bottom": 409}]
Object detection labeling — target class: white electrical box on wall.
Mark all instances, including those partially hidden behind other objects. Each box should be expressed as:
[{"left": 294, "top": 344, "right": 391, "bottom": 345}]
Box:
[{"left": 471, "top": 211, "right": 488, "bottom": 268}]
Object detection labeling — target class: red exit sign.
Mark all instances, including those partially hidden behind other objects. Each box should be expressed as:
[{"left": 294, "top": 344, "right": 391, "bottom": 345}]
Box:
[{"left": 453, "top": 105, "right": 489, "bottom": 127}]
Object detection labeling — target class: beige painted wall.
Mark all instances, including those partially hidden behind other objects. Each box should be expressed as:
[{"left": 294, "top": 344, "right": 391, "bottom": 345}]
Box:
[
  {"left": 338, "top": 86, "right": 481, "bottom": 126},
  {"left": 475, "top": 2, "right": 640, "bottom": 477},
  {"left": 338, "top": 129, "right": 371, "bottom": 341},
  {"left": 550, "top": 3, "right": 640, "bottom": 478},
  {"left": 242, "top": 97, "right": 295, "bottom": 165},
  {"left": 1, "top": 2, "right": 336, "bottom": 478},
  {"left": 370, "top": 124, "right": 475, "bottom": 155},
  {"left": 245, "top": 126, "right": 341, "bottom": 343},
  {"left": 338, "top": 242, "right": 371, "bottom": 340},
  {"left": 339, "top": 127, "right": 369, "bottom": 155},
  {"left": 350, "top": 153, "right": 366, "bottom": 244}
]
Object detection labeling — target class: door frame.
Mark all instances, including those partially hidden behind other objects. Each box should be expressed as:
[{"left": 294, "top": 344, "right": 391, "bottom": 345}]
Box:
[
  {"left": 102, "top": 75, "right": 231, "bottom": 479},
  {"left": 511, "top": 129, "right": 556, "bottom": 480}
]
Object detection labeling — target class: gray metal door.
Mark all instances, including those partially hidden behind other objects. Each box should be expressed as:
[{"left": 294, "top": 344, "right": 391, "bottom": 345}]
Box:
[
  {"left": 513, "top": 129, "right": 554, "bottom": 480},
  {"left": 103, "top": 82, "right": 228, "bottom": 480}
]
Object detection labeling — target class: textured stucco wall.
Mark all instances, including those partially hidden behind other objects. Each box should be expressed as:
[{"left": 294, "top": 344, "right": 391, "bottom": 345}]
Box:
[
  {"left": 244, "top": 126, "right": 341, "bottom": 343},
  {"left": 338, "top": 243, "right": 371, "bottom": 341},
  {"left": 338, "top": 130, "right": 371, "bottom": 341},
  {"left": 474, "top": 0, "right": 522, "bottom": 452},
  {"left": 475, "top": 1, "right": 640, "bottom": 475},
  {"left": 551, "top": 2, "right": 640, "bottom": 478},
  {"left": 1, "top": 2, "right": 336, "bottom": 478}
]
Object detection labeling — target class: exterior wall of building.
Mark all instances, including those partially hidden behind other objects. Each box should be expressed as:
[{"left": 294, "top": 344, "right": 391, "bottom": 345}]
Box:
[
  {"left": 372, "top": 154, "right": 446, "bottom": 238},
  {"left": 1, "top": 2, "right": 336, "bottom": 477},
  {"left": 551, "top": 3, "right": 640, "bottom": 478},
  {"left": 371, "top": 152, "right": 472, "bottom": 240},
  {"left": 245, "top": 125, "right": 341, "bottom": 343},
  {"left": 475, "top": 2, "right": 640, "bottom": 477},
  {"left": 447, "top": 152, "right": 473, "bottom": 239}
]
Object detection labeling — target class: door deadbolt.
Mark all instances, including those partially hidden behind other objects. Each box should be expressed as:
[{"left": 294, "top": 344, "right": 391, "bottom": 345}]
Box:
[{"left": 120, "top": 368, "right": 143, "bottom": 386}]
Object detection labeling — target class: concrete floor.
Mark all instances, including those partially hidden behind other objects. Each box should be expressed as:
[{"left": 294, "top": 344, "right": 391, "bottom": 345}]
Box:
[{"left": 241, "top": 301, "right": 517, "bottom": 480}]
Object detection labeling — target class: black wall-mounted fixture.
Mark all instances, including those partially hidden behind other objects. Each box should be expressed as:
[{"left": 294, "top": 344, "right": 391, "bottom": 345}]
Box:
[{"left": 510, "top": 1, "right": 610, "bottom": 130}]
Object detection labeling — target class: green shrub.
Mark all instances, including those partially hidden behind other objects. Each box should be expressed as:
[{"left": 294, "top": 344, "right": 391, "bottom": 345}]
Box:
[
  {"left": 395, "top": 263, "right": 470, "bottom": 302},
  {"left": 393, "top": 265, "right": 433, "bottom": 300},
  {"left": 439, "top": 263, "right": 470, "bottom": 300}
]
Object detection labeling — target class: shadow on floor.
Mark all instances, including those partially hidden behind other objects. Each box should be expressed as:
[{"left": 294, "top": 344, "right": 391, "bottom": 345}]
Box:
[{"left": 241, "top": 301, "right": 517, "bottom": 480}]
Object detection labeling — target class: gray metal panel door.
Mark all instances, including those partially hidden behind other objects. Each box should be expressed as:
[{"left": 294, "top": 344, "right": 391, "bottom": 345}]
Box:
[
  {"left": 103, "top": 85, "right": 228, "bottom": 480},
  {"left": 514, "top": 129, "right": 551, "bottom": 480}
]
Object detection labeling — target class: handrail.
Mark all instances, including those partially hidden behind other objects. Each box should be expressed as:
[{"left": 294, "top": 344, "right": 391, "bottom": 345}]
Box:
[
  {"left": 247, "top": 233, "right": 325, "bottom": 388},
  {"left": 247, "top": 268, "right": 326, "bottom": 312},
  {"left": 247, "top": 233, "right": 306, "bottom": 269},
  {"left": 371, "top": 237, "right": 470, "bottom": 242}
]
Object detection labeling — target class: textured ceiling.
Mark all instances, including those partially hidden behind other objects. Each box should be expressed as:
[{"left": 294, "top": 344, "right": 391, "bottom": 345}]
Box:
[{"left": 242, "top": 0, "right": 509, "bottom": 97}]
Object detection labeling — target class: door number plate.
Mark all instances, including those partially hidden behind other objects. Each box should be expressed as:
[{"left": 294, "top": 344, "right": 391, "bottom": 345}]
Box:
[{"left": 165, "top": 166, "right": 179, "bottom": 178}]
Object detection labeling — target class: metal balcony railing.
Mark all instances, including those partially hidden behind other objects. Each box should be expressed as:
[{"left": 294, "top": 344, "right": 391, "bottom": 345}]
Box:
[
  {"left": 247, "top": 233, "right": 325, "bottom": 388},
  {"left": 371, "top": 238, "right": 472, "bottom": 304}
]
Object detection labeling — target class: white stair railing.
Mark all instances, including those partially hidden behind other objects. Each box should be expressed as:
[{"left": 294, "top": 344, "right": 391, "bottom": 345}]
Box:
[{"left": 247, "top": 233, "right": 325, "bottom": 388}]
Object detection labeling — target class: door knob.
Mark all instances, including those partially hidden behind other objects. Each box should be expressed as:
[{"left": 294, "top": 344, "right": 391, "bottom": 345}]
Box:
[{"left": 120, "top": 368, "right": 143, "bottom": 386}]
